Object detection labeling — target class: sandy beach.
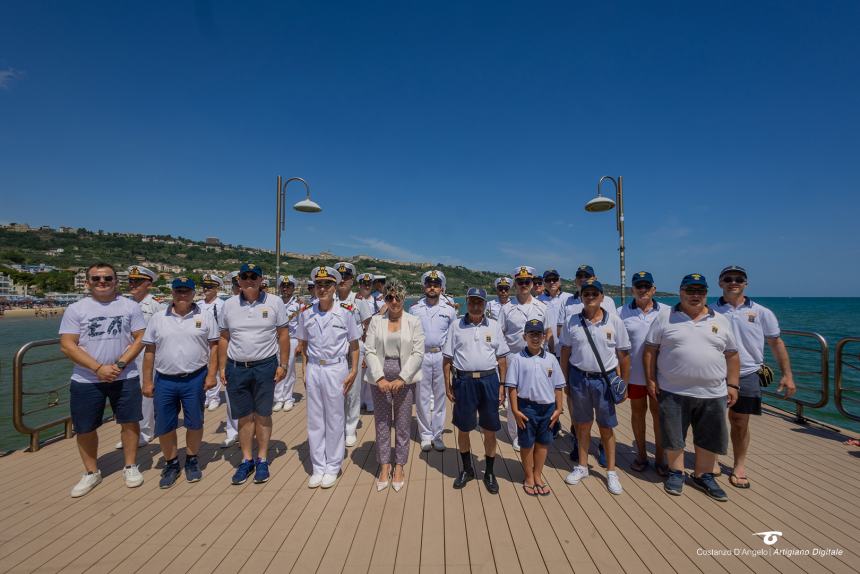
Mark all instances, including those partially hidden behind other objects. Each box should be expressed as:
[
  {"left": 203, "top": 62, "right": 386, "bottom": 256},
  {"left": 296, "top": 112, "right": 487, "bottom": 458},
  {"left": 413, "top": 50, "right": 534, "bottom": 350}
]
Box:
[{"left": 1, "top": 308, "right": 65, "bottom": 318}]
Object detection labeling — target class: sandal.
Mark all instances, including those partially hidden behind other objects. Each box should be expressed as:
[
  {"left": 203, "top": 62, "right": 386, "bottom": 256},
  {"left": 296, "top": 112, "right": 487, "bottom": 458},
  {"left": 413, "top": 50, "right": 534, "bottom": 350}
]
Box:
[
  {"left": 630, "top": 458, "right": 649, "bottom": 472},
  {"left": 536, "top": 483, "right": 551, "bottom": 496},
  {"left": 844, "top": 438, "right": 860, "bottom": 447},
  {"left": 729, "top": 474, "right": 751, "bottom": 489},
  {"left": 522, "top": 484, "right": 538, "bottom": 496}
]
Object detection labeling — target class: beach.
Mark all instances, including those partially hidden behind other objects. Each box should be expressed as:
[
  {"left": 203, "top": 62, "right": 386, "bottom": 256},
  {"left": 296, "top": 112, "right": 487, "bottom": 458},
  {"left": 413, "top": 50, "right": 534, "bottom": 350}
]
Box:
[{"left": 1, "top": 307, "right": 65, "bottom": 318}]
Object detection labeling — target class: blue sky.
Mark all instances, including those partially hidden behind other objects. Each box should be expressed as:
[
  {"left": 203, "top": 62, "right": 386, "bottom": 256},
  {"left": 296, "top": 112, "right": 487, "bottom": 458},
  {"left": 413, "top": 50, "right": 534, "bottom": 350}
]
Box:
[{"left": 2, "top": 1, "right": 859, "bottom": 296}]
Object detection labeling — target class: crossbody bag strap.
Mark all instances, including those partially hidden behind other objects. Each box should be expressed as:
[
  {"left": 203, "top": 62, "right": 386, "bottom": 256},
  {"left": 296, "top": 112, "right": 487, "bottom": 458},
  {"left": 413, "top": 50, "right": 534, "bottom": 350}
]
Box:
[{"left": 579, "top": 314, "right": 610, "bottom": 385}]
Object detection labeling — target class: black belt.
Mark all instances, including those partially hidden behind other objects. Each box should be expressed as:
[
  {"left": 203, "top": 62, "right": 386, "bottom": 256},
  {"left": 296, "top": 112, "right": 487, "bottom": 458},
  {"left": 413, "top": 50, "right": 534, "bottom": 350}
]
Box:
[
  {"left": 229, "top": 355, "right": 277, "bottom": 368},
  {"left": 454, "top": 368, "right": 497, "bottom": 379},
  {"left": 573, "top": 366, "right": 605, "bottom": 379},
  {"left": 157, "top": 365, "right": 207, "bottom": 379}
]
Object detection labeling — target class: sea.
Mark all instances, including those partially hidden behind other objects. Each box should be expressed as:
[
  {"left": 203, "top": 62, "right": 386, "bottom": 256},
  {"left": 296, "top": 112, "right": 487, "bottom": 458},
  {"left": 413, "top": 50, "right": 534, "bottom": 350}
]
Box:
[{"left": 1, "top": 296, "right": 858, "bottom": 452}]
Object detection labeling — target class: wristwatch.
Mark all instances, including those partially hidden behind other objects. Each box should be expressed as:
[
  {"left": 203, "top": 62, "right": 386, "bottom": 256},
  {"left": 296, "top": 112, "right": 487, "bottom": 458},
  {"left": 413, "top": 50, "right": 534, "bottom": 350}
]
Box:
[
  {"left": 115, "top": 360, "right": 127, "bottom": 369},
  {"left": 279, "top": 364, "right": 289, "bottom": 369}
]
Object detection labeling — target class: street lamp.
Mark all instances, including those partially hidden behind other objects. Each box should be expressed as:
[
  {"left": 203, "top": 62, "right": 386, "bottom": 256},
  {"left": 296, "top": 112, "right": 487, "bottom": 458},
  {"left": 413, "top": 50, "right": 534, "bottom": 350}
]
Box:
[
  {"left": 276, "top": 176, "right": 322, "bottom": 281},
  {"left": 584, "top": 175, "right": 626, "bottom": 304}
]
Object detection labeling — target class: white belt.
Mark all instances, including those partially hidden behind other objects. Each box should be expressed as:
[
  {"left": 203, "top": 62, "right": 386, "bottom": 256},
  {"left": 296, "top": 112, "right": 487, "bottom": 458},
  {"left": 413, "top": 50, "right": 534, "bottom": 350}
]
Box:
[
  {"left": 425, "top": 346, "right": 442, "bottom": 353},
  {"left": 307, "top": 356, "right": 346, "bottom": 366}
]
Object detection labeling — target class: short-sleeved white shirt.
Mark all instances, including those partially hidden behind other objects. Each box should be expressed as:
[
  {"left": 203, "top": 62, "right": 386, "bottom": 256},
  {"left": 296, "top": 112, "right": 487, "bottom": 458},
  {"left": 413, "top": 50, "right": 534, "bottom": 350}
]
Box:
[
  {"left": 485, "top": 298, "right": 506, "bottom": 321},
  {"left": 218, "top": 291, "right": 288, "bottom": 362},
  {"left": 443, "top": 316, "right": 509, "bottom": 372},
  {"left": 409, "top": 297, "right": 458, "bottom": 350},
  {"left": 538, "top": 291, "right": 573, "bottom": 331},
  {"left": 498, "top": 297, "right": 551, "bottom": 354},
  {"left": 132, "top": 293, "right": 166, "bottom": 324},
  {"left": 645, "top": 305, "right": 738, "bottom": 398},
  {"left": 196, "top": 296, "right": 225, "bottom": 323},
  {"left": 504, "top": 349, "right": 566, "bottom": 404},
  {"left": 282, "top": 295, "right": 303, "bottom": 337},
  {"left": 59, "top": 296, "right": 146, "bottom": 383},
  {"left": 336, "top": 291, "right": 372, "bottom": 326},
  {"left": 295, "top": 302, "right": 361, "bottom": 360},
  {"left": 712, "top": 297, "right": 780, "bottom": 376},
  {"left": 559, "top": 310, "right": 631, "bottom": 372},
  {"left": 557, "top": 294, "right": 617, "bottom": 326},
  {"left": 143, "top": 304, "right": 219, "bottom": 374},
  {"left": 618, "top": 300, "right": 670, "bottom": 386}
]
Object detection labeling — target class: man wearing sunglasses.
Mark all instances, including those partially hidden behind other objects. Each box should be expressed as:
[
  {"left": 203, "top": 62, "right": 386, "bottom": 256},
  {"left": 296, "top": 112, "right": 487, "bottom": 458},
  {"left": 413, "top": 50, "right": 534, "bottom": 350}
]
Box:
[
  {"left": 60, "top": 263, "right": 147, "bottom": 497},
  {"left": 497, "top": 266, "right": 553, "bottom": 451},
  {"left": 218, "top": 263, "right": 291, "bottom": 485},
  {"left": 486, "top": 276, "right": 513, "bottom": 321},
  {"left": 531, "top": 276, "right": 545, "bottom": 298},
  {"left": 538, "top": 269, "right": 574, "bottom": 358},
  {"left": 712, "top": 266, "right": 795, "bottom": 489},
  {"left": 643, "top": 273, "right": 740, "bottom": 501},
  {"left": 198, "top": 274, "right": 226, "bottom": 412}
]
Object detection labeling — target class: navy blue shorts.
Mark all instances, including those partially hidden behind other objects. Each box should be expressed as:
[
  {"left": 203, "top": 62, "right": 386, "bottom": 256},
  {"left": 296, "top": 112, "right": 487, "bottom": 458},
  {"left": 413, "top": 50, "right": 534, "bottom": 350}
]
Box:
[
  {"left": 154, "top": 368, "right": 207, "bottom": 437},
  {"left": 226, "top": 355, "right": 277, "bottom": 418},
  {"left": 452, "top": 372, "right": 501, "bottom": 432},
  {"left": 568, "top": 369, "right": 618, "bottom": 428},
  {"left": 70, "top": 377, "right": 142, "bottom": 434},
  {"left": 516, "top": 398, "right": 559, "bottom": 448}
]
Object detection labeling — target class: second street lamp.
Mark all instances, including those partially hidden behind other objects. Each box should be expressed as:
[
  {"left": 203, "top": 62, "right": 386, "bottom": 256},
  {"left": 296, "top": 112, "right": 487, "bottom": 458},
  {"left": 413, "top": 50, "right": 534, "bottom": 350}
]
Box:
[
  {"left": 275, "top": 176, "right": 322, "bottom": 281},
  {"left": 584, "top": 175, "right": 626, "bottom": 304}
]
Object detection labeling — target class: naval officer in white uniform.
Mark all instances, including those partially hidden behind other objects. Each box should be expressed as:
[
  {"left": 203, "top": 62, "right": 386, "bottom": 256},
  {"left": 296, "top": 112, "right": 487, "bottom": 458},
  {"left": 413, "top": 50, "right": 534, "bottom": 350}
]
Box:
[
  {"left": 274, "top": 275, "right": 302, "bottom": 412},
  {"left": 295, "top": 266, "right": 361, "bottom": 489},
  {"left": 355, "top": 272, "right": 379, "bottom": 412},
  {"left": 409, "top": 270, "right": 458, "bottom": 451},
  {"left": 197, "top": 273, "right": 226, "bottom": 411},
  {"left": 486, "top": 276, "right": 512, "bottom": 321},
  {"left": 220, "top": 271, "right": 241, "bottom": 447}
]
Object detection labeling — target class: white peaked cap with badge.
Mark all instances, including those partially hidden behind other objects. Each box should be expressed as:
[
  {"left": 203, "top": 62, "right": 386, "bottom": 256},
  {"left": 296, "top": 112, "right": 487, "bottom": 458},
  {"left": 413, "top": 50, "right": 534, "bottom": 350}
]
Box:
[
  {"left": 494, "top": 276, "right": 513, "bottom": 289},
  {"left": 334, "top": 262, "right": 356, "bottom": 277},
  {"left": 227, "top": 271, "right": 240, "bottom": 281},
  {"left": 201, "top": 273, "right": 225, "bottom": 288},
  {"left": 421, "top": 269, "right": 446, "bottom": 288},
  {"left": 278, "top": 275, "right": 297, "bottom": 286},
  {"left": 310, "top": 266, "right": 342, "bottom": 283},
  {"left": 127, "top": 265, "right": 157, "bottom": 281},
  {"left": 513, "top": 265, "right": 536, "bottom": 279}
]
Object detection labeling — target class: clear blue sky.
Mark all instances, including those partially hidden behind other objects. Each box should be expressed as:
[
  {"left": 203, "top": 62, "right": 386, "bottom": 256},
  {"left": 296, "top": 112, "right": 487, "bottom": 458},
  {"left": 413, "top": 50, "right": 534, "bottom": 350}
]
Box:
[{"left": 2, "top": 1, "right": 859, "bottom": 296}]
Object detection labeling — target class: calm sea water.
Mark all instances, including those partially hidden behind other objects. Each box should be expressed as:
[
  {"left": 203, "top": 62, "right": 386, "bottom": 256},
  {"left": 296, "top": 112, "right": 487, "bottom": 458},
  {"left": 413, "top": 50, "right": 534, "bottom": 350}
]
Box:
[{"left": 1, "top": 297, "right": 858, "bottom": 452}]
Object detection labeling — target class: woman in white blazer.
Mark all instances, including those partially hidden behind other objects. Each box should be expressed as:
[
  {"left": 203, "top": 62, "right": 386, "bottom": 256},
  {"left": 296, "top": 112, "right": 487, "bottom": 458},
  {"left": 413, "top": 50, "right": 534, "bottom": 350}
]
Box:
[{"left": 364, "top": 279, "right": 425, "bottom": 491}]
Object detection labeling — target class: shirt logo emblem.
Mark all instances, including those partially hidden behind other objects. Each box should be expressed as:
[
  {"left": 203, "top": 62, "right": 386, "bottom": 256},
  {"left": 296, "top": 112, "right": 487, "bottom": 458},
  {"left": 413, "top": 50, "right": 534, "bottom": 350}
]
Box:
[
  {"left": 605, "top": 330, "right": 612, "bottom": 341},
  {"left": 195, "top": 320, "right": 202, "bottom": 328},
  {"left": 712, "top": 325, "right": 719, "bottom": 334},
  {"left": 748, "top": 313, "right": 756, "bottom": 323},
  {"left": 547, "top": 368, "right": 553, "bottom": 377},
  {"left": 485, "top": 334, "right": 492, "bottom": 343},
  {"left": 262, "top": 310, "right": 269, "bottom": 318}
]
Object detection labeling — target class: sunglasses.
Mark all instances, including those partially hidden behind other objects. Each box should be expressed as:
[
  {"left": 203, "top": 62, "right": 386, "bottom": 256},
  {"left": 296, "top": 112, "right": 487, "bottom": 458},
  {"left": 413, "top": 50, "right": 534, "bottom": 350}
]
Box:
[
  {"left": 683, "top": 288, "right": 707, "bottom": 295},
  {"left": 384, "top": 294, "right": 403, "bottom": 302},
  {"left": 239, "top": 273, "right": 260, "bottom": 280},
  {"left": 581, "top": 291, "right": 601, "bottom": 298},
  {"left": 128, "top": 278, "right": 148, "bottom": 284},
  {"left": 315, "top": 281, "right": 336, "bottom": 289},
  {"left": 359, "top": 281, "right": 372, "bottom": 286},
  {"left": 633, "top": 283, "right": 653, "bottom": 290},
  {"left": 202, "top": 283, "right": 219, "bottom": 288},
  {"left": 722, "top": 276, "right": 746, "bottom": 284},
  {"left": 174, "top": 287, "right": 193, "bottom": 294},
  {"left": 497, "top": 286, "right": 510, "bottom": 292},
  {"left": 89, "top": 275, "right": 115, "bottom": 283},
  {"left": 532, "top": 280, "right": 544, "bottom": 286},
  {"left": 544, "top": 277, "right": 560, "bottom": 283},
  {"left": 515, "top": 279, "right": 533, "bottom": 286},
  {"left": 575, "top": 273, "right": 593, "bottom": 279}
]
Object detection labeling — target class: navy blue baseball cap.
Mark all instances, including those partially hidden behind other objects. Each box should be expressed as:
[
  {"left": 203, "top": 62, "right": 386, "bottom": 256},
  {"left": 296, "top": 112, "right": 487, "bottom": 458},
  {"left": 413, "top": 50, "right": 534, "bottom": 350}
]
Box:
[
  {"left": 542, "top": 269, "right": 560, "bottom": 280},
  {"left": 239, "top": 263, "right": 263, "bottom": 276},
  {"left": 466, "top": 287, "right": 487, "bottom": 301},
  {"left": 172, "top": 277, "right": 196, "bottom": 290},
  {"left": 632, "top": 271, "right": 654, "bottom": 286},
  {"left": 576, "top": 264, "right": 595, "bottom": 277},
  {"left": 524, "top": 319, "right": 545, "bottom": 333},
  {"left": 680, "top": 273, "right": 708, "bottom": 288},
  {"left": 580, "top": 278, "right": 604, "bottom": 293}
]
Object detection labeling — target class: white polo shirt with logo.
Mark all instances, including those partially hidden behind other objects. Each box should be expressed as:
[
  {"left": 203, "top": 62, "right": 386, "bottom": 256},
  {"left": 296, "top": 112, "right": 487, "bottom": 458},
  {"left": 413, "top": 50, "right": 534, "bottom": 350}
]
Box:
[
  {"left": 645, "top": 305, "right": 738, "bottom": 399},
  {"left": 504, "top": 349, "right": 566, "bottom": 404},
  {"left": 557, "top": 293, "right": 618, "bottom": 328},
  {"left": 443, "top": 316, "right": 510, "bottom": 372},
  {"left": 559, "top": 310, "right": 631, "bottom": 372},
  {"left": 295, "top": 303, "right": 361, "bottom": 361},
  {"left": 498, "top": 297, "right": 551, "bottom": 354},
  {"left": 218, "top": 291, "right": 288, "bottom": 362},
  {"left": 618, "top": 300, "right": 670, "bottom": 386},
  {"left": 143, "top": 304, "right": 219, "bottom": 374},
  {"left": 712, "top": 296, "right": 780, "bottom": 376}
]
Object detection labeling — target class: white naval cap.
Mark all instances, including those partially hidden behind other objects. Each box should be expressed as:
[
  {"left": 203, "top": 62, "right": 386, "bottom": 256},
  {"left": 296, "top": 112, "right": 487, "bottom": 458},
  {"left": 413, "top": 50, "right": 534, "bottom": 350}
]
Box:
[
  {"left": 278, "top": 274, "right": 297, "bottom": 286},
  {"left": 334, "top": 262, "right": 356, "bottom": 277},
  {"left": 357, "top": 272, "right": 374, "bottom": 283},
  {"left": 201, "top": 273, "right": 224, "bottom": 288},
  {"left": 307, "top": 279, "right": 315, "bottom": 287},
  {"left": 227, "top": 270, "right": 240, "bottom": 282},
  {"left": 311, "top": 266, "right": 342, "bottom": 283},
  {"left": 373, "top": 274, "right": 387, "bottom": 281},
  {"left": 513, "top": 265, "right": 536, "bottom": 279},
  {"left": 127, "top": 265, "right": 157, "bottom": 281},
  {"left": 494, "top": 276, "right": 513, "bottom": 289},
  {"left": 421, "top": 269, "right": 446, "bottom": 288}
]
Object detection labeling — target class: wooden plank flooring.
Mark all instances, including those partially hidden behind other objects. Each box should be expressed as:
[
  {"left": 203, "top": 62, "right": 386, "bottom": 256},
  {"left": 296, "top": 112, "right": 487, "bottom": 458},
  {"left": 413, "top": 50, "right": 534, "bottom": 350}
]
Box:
[{"left": 1, "top": 365, "right": 859, "bottom": 574}]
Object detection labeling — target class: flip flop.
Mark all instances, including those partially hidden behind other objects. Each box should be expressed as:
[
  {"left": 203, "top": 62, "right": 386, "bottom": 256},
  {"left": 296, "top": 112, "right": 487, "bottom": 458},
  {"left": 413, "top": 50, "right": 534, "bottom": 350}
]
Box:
[
  {"left": 522, "top": 484, "right": 538, "bottom": 496},
  {"left": 536, "top": 483, "right": 552, "bottom": 496},
  {"left": 844, "top": 438, "right": 860, "bottom": 447},
  {"left": 630, "top": 458, "right": 649, "bottom": 472},
  {"left": 729, "top": 474, "right": 751, "bottom": 489}
]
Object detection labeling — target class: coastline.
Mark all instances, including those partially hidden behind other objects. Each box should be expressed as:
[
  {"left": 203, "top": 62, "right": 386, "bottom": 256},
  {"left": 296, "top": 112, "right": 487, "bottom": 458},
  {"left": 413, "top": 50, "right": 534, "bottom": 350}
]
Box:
[{"left": 1, "top": 307, "right": 65, "bottom": 318}]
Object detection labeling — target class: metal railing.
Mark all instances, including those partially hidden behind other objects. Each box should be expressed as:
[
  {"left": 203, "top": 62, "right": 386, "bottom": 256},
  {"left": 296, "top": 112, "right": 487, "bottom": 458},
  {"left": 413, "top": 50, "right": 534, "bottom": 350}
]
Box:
[
  {"left": 12, "top": 338, "right": 74, "bottom": 451},
  {"left": 834, "top": 337, "right": 860, "bottom": 422},
  {"left": 762, "top": 329, "right": 829, "bottom": 424}
]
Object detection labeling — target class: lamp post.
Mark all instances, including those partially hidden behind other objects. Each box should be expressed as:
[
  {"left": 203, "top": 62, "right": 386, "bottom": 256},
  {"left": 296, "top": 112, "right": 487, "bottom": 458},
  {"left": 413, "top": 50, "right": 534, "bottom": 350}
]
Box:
[
  {"left": 275, "top": 176, "right": 322, "bottom": 281},
  {"left": 584, "top": 176, "right": 626, "bottom": 304}
]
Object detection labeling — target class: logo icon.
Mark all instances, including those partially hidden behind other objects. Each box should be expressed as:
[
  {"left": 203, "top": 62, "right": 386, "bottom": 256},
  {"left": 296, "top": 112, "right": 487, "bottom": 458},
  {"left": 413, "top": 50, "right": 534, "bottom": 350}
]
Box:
[{"left": 754, "top": 531, "right": 783, "bottom": 545}]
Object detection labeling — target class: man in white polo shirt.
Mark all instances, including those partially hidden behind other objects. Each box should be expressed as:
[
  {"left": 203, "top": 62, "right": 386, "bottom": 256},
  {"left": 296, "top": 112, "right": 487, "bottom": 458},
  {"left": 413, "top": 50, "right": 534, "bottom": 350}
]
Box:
[
  {"left": 142, "top": 277, "right": 219, "bottom": 488},
  {"left": 218, "top": 263, "right": 291, "bottom": 486},
  {"left": 538, "top": 268, "right": 574, "bottom": 356},
  {"left": 60, "top": 262, "right": 147, "bottom": 497},
  {"left": 410, "top": 270, "right": 458, "bottom": 451},
  {"left": 197, "top": 273, "right": 226, "bottom": 411},
  {"left": 713, "top": 265, "right": 795, "bottom": 489},
  {"left": 560, "top": 279, "right": 631, "bottom": 495},
  {"left": 643, "top": 273, "right": 740, "bottom": 502}
]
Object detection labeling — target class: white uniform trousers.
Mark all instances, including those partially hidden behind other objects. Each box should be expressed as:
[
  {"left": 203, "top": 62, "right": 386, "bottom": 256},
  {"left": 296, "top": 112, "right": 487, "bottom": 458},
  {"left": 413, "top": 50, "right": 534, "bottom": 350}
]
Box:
[
  {"left": 274, "top": 350, "right": 298, "bottom": 405},
  {"left": 344, "top": 342, "right": 364, "bottom": 437},
  {"left": 306, "top": 361, "right": 347, "bottom": 476},
  {"left": 416, "top": 350, "right": 446, "bottom": 441},
  {"left": 506, "top": 400, "right": 518, "bottom": 443},
  {"left": 135, "top": 354, "right": 155, "bottom": 442},
  {"left": 205, "top": 372, "right": 222, "bottom": 406},
  {"left": 225, "top": 387, "right": 238, "bottom": 441},
  {"left": 361, "top": 356, "right": 375, "bottom": 412}
]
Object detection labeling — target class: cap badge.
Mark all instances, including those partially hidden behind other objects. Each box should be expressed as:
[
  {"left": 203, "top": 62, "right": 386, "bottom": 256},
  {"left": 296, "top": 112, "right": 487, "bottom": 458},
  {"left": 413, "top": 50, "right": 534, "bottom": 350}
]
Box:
[
  {"left": 430, "top": 271, "right": 438, "bottom": 279},
  {"left": 638, "top": 272, "right": 646, "bottom": 277},
  {"left": 317, "top": 268, "right": 328, "bottom": 278},
  {"left": 248, "top": 264, "right": 256, "bottom": 269},
  {"left": 338, "top": 265, "right": 346, "bottom": 272},
  {"left": 692, "top": 274, "right": 702, "bottom": 279},
  {"left": 130, "top": 266, "right": 139, "bottom": 275}
]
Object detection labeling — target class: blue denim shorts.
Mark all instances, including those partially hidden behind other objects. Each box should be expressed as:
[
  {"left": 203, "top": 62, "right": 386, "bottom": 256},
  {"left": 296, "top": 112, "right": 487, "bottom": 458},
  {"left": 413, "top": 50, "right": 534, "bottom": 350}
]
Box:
[
  {"left": 516, "top": 398, "right": 559, "bottom": 448},
  {"left": 452, "top": 372, "right": 501, "bottom": 432},
  {"left": 154, "top": 368, "right": 207, "bottom": 436},
  {"left": 70, "top": 377, "right": 142, "bottom": 434},
  {"left": 568, "top": 369, "right": 617, "bottom": 428},
  {"left": 226, "top": 356, "right": 277, "bottom": 418}
]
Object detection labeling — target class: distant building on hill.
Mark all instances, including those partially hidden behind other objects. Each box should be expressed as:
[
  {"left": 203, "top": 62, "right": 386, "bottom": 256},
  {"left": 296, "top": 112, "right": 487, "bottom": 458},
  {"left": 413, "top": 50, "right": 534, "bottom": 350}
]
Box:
[{"left": 205, "top": 237, "right": 221, "bottom": 246}]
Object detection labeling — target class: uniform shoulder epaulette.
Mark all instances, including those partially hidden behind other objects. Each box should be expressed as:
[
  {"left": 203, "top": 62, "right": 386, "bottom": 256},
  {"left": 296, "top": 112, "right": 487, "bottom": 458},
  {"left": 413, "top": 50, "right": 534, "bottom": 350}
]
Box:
[{"left": 340, "top": 302, "right": 355, "bottom": 312}]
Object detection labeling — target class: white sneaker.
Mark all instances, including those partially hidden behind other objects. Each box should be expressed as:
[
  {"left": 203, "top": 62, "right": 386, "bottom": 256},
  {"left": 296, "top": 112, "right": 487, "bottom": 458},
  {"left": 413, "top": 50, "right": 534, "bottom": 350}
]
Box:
[
  {"left": 115, "top": 437, "right": 148, "bottom": 450},
  {"left": 70, "top": 471, "right": 102, "bottom": 498},
  {"left": 308, "top": 474, "right": 324, "bottom": 489},
  {"left": 420, "top": 439, "right": 432, "bottom": 452},
  {"left": 273, "top": 401, "right": 283, "bottom": 412},
  {"left": 345, "top": 435, "right": 357, "bottom": 447},
  {"left": 565, "top": 465, "right": 589, "bottom": 485},
  {"left": 283, "top": 401, "right": 294, "bottom": 412},
  {"left": 512, "top": 438, "right": 521, "bottom": 452},
  {"left": 221, "top": 436, "right": 237, "bottom": 448},
  {"left": 321, "top": 473, "right": 338, "bottom": 488},
  {"left": 432, "top": 437, "right": 445, "bottom": 451},
  {"left": 607, "top": 471, "right": 623, "bottom": 495},
  {"left": 123, "top": 465, "right": 144, "bottom": 488},
  {"left": 207, "top": 401, "right": 219, "bottom": 411}
]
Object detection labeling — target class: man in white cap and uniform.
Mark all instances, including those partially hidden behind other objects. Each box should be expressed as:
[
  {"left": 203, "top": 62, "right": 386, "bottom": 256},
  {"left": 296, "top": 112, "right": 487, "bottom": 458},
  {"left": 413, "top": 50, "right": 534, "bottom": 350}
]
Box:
[
  {"left": 497, "top": 266, "right": 553, "bottom": 451},
  {"left": 197, "top": 273, "right": 226, "bottom": 411},
  {"left": 486, "top": 276, "right": 513, "bottom": 321},
  {"left": 274, "top": 275, "right": 303, "bottom": 412},
  {"left": 116, "top": 265, "right": 165, "bottom": 449},
  {"left": 355, "top": 272, "right": 378, "bottom": 412},
  {"left": 295, "top": 266, "right": 361, "bottom": 488},
  {"left": 410, "top": 270, "right": 458, "bottom": 451},
  {"left": 218, "top": 271, "right": 241, "bottom": 447}
]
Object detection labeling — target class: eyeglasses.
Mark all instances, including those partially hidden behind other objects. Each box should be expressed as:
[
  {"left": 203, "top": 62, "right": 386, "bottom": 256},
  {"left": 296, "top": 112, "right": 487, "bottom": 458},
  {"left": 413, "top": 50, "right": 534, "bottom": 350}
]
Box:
[
  {"left": 424, "top": 281, "right": 443, "bottom": 287},
  {"left": 239, "top": 273, "right": 260, "bottom": 281},
  {"left": 128, "top": 278, "right": 147, "bottom": 284},
  {"left": 384, "top": 294, "right": 403, "bottom": 302},
  {"left": 515, "top": 279, "right": 533, "bottom": 286},
  {"left": 633, "top": 283, "right": 652, "bottom": 290},
  {"left": 722, "top": 276, "right": 746, "bottom": 284},
  {"left": 497, "top": 286, "right": 510, "bottom": 292},
  {"left": 575, "top": 273, "right": 593, "bottom": 279},
  {"left": 89, "top": 275, "right": 115, "bottom": 283},
  {"left": 359, "top": 281, "right": 372, "bottom": 286},
  {"left": 544, "top": 277, "right": 560, "bottom": 283},
  {"left": 532, "top": 280, "right": 544, "bottom": 286},
  {"left": 202, "top": 283, "right": 219, "bottom": 289},
  {"left": 683, "top": 288, "right": 707, "bottom": 296}
]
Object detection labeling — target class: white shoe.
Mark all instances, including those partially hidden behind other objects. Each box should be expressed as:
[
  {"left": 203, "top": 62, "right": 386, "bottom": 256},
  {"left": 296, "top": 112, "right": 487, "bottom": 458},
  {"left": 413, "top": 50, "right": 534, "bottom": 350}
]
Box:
[
  {"left": 283, "top": 401, "right": 294, "bottom": 412},
  {"left": 565, "top": 465, "right": 589, "bottom": 485},
  {"left": 273, "top": 401, "right": 283, "bottom": 412},
  {"left": 123, "top": 465, "right": 144, "bottom": 488},
  {"left": 421, "top": 439, "right": 432, "bottom": 452},
  {"left": 432, "top": 437, "right": 445, "bottom": 452},
  {"left": 308, "top": 474, "right": 324, "bottom": 489},
  {"left": 345, "top": 435, "right": 357, "bottom": 447},
  {"left": 607, "top": 471, "right": 623, "bottom": 495},
  {"left": 376, "top": 475, "right": 391, "bottom": 492},
  {"left": 207, "top": 401, "right": 219, "bottom": 411},
  {"left": 512, "top": 438, "right": 521, "bottom": 452},
  {"left": 115, "top": 437, "right": 148, "bottom": 450},
  {"left": 392, "top": 480, "right": 405, "bottom": 492},
  {"left": 70, "top": 471, "right": 102, "bottom": 498},
  {"left": 221, "top": 437, "right": 237, "bottom": 448},
  {"left": 321, "top": 473, "right": 338, "bottom": 488}
]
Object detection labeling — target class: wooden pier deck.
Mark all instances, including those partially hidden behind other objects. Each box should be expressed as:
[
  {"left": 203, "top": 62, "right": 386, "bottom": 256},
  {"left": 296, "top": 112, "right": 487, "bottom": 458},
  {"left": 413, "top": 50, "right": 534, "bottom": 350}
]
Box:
[{"left": 1, "top": 365, "right": 859, "bottom": 573}]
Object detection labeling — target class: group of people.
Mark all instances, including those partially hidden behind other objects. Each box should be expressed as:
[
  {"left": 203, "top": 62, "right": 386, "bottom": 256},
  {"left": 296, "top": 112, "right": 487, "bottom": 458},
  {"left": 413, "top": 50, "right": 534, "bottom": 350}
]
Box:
[{"left": 59, "top": 259, "right": 795, "bottom": 503}]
